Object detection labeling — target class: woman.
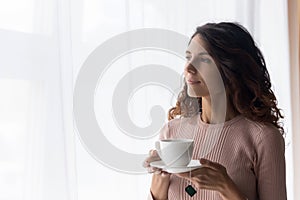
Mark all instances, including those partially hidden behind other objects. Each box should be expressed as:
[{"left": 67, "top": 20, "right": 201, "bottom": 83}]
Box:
[{"left": 143, "top": 22, "right": 286, "bottom": 200}]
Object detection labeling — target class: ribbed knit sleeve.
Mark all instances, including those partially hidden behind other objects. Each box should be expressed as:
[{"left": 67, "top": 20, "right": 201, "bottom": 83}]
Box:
[{"left": 254, "top": 126, "right": 287, "bottom": 200}]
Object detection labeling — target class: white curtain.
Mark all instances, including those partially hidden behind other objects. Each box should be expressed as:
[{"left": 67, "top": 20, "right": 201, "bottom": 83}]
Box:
[{"left": 0, "top": 0, "right": 294, "bottom": 200}]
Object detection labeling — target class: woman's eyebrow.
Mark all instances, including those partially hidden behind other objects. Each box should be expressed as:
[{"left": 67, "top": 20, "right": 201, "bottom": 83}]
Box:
[{"left": 185, "top": 50, "right": 209, "bottom": 56}]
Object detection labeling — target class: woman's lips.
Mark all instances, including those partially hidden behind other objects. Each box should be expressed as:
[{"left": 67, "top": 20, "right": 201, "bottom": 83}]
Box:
[{"left": 187, "top": 80, "right": 201, "bottom": 85}]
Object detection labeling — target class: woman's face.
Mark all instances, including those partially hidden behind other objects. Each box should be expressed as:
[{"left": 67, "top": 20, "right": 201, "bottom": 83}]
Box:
[{"left": 184, "top": 35, "right": 224, "bottom": 98}]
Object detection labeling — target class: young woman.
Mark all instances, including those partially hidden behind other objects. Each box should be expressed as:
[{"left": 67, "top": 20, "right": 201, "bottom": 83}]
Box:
[{"left": 143, "top": 22, "right": 287, "bottom": 200}]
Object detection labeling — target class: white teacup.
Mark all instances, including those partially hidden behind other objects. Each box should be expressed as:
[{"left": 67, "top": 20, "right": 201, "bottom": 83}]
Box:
[{"left": 155, "top": 139, "right": 194, "bottom": 167}]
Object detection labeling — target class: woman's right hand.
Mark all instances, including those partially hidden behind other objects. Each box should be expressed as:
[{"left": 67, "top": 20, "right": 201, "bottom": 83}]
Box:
[
  {"left": 143, "top": 149, "right": 162, "bottom": 173},
  {"left": 143, "top": 150, "right": 171, "bottom": 200}
]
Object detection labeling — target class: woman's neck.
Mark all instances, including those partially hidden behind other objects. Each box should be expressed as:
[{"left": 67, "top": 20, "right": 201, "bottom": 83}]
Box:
[{"left": 201, "top": 95, "right": 237, "bottom": 124}]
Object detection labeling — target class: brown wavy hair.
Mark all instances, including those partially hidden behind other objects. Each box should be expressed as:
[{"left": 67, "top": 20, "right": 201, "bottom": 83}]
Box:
[{"left": 168, "top": 22, "right": 284, "bottom": 135}]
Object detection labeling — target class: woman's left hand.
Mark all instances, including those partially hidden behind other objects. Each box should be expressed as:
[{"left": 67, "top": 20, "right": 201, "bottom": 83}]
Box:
[{"left": 175, "top": 158, "right": 247, "bottom": 200}]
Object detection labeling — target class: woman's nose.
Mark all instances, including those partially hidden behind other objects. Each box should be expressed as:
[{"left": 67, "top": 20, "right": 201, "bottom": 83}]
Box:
[{"left": 185, "top": 62, "right": 197, "bottom": 74}]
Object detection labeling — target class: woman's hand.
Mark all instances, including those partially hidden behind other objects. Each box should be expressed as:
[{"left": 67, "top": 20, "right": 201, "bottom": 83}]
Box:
[
  {"left": 143, "top": 149, "right": 162, "bottom": 173},
  {"left": 175, "top": 158, "right": 247, "bottom": 200},
  {"left": 143, "top": 150, "right": 171, "bottom": 200}
]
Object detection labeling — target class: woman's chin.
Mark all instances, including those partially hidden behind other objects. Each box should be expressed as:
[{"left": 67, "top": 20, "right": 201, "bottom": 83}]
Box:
[{"left": 187, "top": 90, "right": 201, "bottom": 98}]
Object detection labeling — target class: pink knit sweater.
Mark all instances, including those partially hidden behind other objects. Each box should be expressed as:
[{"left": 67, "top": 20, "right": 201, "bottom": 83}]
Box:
[{"left": 148, "top": 114, "right": 286, "bottom": 200}]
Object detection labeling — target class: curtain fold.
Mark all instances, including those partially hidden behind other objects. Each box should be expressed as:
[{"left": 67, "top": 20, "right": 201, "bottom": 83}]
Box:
[{"left": 57, "top": 0, "right": 78, "bottom": 199}]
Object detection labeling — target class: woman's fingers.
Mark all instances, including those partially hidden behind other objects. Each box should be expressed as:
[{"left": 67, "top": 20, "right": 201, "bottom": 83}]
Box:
[
  {"left": 175, "top": 159, "right": 233, "bottom": 192},
  {"left": 200, "top": 158, "right": 225, "bottom": 172},
  {"left": 143, "top": 149, "right": 162, "bottom": 173},
  {"left": 153, "top": 170, "right": 171, "bottom": 179},
  {"left": 143, "top": 156, "right": 161, "bottom": 168},
  {"left": 148, "top": 166, "right": 161, "bottom": 173},
  {"left": 149, "top": 149, "right": 158, "bottom": 157}
]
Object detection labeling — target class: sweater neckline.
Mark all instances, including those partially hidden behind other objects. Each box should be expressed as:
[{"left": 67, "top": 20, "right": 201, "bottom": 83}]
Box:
[{"left": 197, "top": 113, "right": 244, "bottom": 128}]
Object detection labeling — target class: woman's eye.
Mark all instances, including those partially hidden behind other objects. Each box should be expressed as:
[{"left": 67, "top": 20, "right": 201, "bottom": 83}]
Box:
[
  {"left": 185, "top": 56, "right": 211, "bottom": 64},
  {"left": 199, "top": 58, "right": 211, "bottom": 63}
]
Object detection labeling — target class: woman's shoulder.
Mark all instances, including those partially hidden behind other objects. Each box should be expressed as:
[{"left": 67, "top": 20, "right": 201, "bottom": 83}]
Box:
[{"left": 237, "top": 116, "right": 284, "bottom": 146}]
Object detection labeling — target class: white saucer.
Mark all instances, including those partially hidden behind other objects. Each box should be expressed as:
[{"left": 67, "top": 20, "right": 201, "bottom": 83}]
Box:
[{"left": 150, "top": 160, "right": 201, "bottom": 173}]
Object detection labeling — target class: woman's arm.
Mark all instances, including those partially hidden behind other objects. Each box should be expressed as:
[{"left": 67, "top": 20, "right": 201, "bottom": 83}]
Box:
[
  {"left": 144, "top": 149, "right": 171, "bottom": 200},
  {"left": 254, "top": 126, "right": 287, "bottom": 200},
  {"left": 149, "top": 172, "right": 171, "bottom": 200}
]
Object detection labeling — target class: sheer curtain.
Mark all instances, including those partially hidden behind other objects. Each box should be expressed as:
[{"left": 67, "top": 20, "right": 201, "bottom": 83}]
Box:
[{"left": 0, "top": 0, "right": 294, "bottom": 200}]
